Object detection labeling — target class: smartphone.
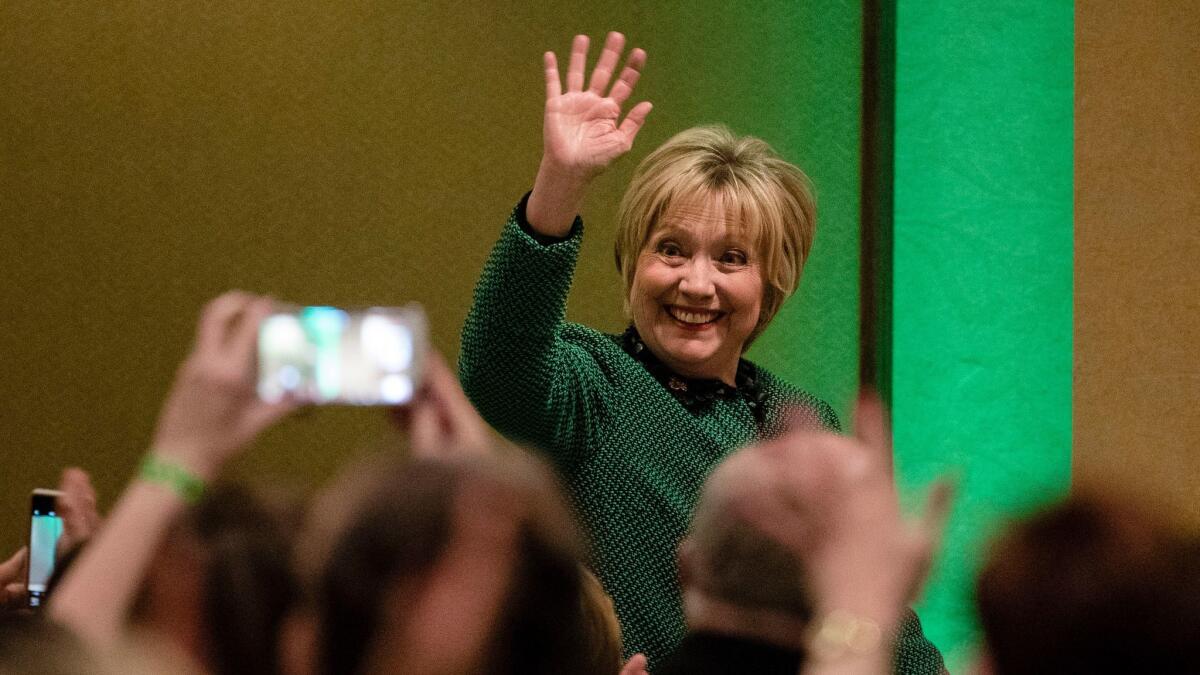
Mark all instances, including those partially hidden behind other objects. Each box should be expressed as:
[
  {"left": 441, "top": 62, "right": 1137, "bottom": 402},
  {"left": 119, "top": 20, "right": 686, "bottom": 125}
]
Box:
[
  {"left": 27, "top": 489, "right": 65, "bottom": 608},
  {"left": 257, "top": 304, "right": 427, "bottom": 405}
]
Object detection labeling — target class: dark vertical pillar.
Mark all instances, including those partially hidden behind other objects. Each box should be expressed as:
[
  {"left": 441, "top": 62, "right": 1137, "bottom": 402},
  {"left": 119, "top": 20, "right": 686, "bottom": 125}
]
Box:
[{"left": 859, "top": 0, "right": 896, "bottom": 402}]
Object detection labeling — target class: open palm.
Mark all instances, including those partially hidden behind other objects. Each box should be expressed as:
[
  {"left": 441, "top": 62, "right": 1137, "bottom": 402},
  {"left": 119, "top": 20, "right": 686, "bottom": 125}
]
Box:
[{"left": 543, "top": 33, "right": 652, "bottom": 178}]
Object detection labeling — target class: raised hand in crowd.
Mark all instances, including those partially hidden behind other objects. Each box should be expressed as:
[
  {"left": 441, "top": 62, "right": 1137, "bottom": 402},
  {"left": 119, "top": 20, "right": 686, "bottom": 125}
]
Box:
[
  {"left": 394, "top": 351, "right": 493, "bottom": 459},
  {"left": 55, "top": 467, "right": 101, "bottom": 559},
  {"left": 0, "top": 466, "right": 100, "bottom": 613},
  {"left": 50, "top": 291, "right": 299, "bottom": 649},
  {"left": 149, "top": 292, "right": 297, "bottom": 481},
  {"left": 737, "top": 393, "right": 952, "bottom": 675},
  {"left": 527, "top": 31, "right": 653, "bottom": 237}
]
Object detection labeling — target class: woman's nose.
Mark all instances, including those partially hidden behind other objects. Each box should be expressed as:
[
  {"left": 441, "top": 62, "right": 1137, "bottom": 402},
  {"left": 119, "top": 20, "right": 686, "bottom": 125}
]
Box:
[{"left": 678, "top": 257, "right": 716, "bottom": 298}]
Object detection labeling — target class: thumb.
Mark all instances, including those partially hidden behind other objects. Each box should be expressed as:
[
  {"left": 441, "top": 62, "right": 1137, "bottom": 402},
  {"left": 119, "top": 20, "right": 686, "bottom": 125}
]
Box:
[
  {"left": 620, "top": 653, "right": 649, "bottom": 675},
  {"left": 853, "top": 389, "right": 893, "bottom": 477},
  {"left": 0, "top": 547, "right": 28, "bottom": 585},
  {"left": 903, "top": 478, "right": 956, "bottom": 602}
]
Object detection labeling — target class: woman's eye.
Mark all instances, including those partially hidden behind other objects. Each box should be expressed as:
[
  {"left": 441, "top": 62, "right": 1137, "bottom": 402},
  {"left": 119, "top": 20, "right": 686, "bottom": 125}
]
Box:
[
  {"left": 657, "top": 242, "right": 683, "bottom": 257},
  {"left": 720, "top": 250, "right": 748, "bottom": 266}
]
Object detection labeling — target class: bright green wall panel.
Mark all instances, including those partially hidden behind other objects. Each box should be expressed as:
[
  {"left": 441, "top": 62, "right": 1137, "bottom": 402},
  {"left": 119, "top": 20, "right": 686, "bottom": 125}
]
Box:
[
  {"left": 741, "top": 1, "right": 862, "bottom": 426},
  {"left": 892, "top": 1, "right": 1074, "bottom": 668}
]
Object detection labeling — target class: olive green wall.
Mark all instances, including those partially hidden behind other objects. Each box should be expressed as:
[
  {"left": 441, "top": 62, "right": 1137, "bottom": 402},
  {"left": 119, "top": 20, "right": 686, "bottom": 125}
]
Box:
[{"left": 0, "top": 2, "right": 861, "bottom": 565}]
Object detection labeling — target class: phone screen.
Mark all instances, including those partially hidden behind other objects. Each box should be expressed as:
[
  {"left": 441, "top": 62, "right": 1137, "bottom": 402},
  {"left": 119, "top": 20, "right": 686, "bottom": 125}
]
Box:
[
  {"left": 257, "top": 305, "right": 427, "bottom": 405},
  {"left": 27, "top": 491, "right": 64, "bottom": 607}
]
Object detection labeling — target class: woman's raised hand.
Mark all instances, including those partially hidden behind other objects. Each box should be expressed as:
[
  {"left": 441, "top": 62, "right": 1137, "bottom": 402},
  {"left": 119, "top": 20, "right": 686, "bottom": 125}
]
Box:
[
  {"left": 542, "top": 32, "right": 652, "bottom": 179},
  {"left": 527, "top": 32, "right": 652, "bottom": 237}
]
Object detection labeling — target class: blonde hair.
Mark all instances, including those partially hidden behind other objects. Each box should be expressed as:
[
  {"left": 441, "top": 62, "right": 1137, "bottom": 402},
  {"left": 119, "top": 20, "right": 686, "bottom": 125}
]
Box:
[
  {"left": 614, "top": 125, "right": 817, "bottom": 346},
  {"left": 577, "top": 567, "right": 625, "bottom": 674}
]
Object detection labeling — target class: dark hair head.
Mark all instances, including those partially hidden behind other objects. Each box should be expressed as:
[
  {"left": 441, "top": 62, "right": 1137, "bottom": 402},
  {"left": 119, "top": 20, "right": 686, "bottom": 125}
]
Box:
[
  {"left": 303, "top": 454, "right": 600, "bottom": 675},
  {"left": 976, "top": 493, "right": 1200, "bottom": 674},
  {"left": 192, "top": 483, "right": 302, "bottom": 675},
  {"left": 130, "top": 482, "right": 302, "bottom": 675}
]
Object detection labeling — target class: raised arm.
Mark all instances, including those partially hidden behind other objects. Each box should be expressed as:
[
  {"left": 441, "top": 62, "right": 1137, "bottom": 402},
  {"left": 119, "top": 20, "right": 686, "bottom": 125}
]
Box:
[
  {"left": 49, "top": 292, "right": 296, "bottom": 648},
  {"left": 527, "top": 32, "right": 653, "bottom": 237},
  {"left": 460, "top": 33, "right": 651, "bottom": 457}
]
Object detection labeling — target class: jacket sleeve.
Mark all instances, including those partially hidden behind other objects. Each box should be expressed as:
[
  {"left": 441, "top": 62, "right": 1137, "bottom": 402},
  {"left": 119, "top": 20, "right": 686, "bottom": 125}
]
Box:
[
  {"left": 458, "top": 194, "right": 608, "bottom": 465},
  {"left": 893, "top": 608, "right": 948, "bottom": 675}
]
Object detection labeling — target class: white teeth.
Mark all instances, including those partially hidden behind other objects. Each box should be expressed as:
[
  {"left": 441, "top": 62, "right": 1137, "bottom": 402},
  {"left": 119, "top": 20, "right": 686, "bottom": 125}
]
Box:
[{"left": 669, "top": 308, "right": 719, "bottom": 324}]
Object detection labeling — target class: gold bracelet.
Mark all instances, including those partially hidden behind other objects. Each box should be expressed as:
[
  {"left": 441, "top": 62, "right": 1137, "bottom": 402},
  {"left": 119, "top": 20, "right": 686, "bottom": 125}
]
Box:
[{"left": 807, "top": 610, "right": 884, "bottom": 662}]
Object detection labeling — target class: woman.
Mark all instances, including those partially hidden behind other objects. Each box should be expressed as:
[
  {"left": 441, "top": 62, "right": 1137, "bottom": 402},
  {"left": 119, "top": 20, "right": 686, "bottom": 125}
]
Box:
[{"left": 460, "top": 33, "right": 919, "bottom": 667}]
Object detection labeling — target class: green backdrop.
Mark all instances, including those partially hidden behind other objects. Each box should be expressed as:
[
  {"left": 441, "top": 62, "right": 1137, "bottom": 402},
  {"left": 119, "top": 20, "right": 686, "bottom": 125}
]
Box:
[{"left": 891, "top": 1, "right": 1074, "bottom": 668}]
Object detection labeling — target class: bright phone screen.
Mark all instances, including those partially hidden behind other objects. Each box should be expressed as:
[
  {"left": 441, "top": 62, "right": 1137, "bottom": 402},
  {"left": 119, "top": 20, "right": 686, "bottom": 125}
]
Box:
[
  {"left": 257, "top": 305, "right": 426, "bottom": 405},
  {"left": 28, "top": 494, "right": 63, "bottom": 606}
]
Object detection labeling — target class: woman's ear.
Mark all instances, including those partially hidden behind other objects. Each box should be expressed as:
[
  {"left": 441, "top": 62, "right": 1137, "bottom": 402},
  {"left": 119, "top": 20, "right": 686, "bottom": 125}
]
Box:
[{"left": 278, "top": 609, "right": 318, "bottom": 675}]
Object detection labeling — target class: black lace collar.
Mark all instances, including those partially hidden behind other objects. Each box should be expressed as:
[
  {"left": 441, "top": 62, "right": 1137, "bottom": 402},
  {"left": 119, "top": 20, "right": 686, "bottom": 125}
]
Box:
[{"left": 619, "top": 326, "right": 767, "bottom": 413}]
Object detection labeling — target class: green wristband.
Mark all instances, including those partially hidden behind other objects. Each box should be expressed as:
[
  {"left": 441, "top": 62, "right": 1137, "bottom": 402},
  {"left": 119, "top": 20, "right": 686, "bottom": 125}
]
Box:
[{"left": 139, "top": 454, "right": 206, "bottom": 504}]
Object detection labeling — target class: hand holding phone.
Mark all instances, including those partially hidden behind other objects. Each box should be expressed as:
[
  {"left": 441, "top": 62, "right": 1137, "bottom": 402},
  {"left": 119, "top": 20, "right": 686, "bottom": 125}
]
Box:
[
  {"left": 26, "top": 488, "right": 65, "bottom": 608},
  {"left": 152, "top": 292, "right": 298, "bottom": 481}
]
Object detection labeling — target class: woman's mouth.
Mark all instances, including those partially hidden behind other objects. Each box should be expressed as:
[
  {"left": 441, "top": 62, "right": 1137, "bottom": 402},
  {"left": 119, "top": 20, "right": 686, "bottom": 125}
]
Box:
[{"left": 665, "top": 306, "right": 724, "bottom": 329}]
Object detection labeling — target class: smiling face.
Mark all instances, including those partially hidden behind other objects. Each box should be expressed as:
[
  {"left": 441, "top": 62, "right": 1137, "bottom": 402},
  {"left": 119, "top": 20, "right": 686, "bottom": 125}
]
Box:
[{"left": 629, "top": 194, "right": 763, "bottom": 385}]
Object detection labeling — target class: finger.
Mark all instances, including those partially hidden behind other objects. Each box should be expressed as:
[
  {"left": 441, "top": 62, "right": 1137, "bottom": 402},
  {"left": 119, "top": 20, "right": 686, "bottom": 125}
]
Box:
[
  {"left": 620, "top": 654, "right": 649, "bottom": 675},
  {"left": 56, "top": 491, "right": 83, "bottom": 546},
  {"left": 618, "top": 101, "right": 653, "bottom": 145},
  {"left": 853, "top": 388, "right": 893, "bottom": 477},
  {"left": 566, "top": 34, "right": 589, "bottom": 92},
  {"left": 227, "top": 295, "right": 273, "bottom": 370},
  {"left": 409, "top": 398, "right": 441, "bottom": 458},
  {"left": 57, "top": 468, "right": 98, "bottom": 542},
  {"left": 904, "top": 479, "right": 956, "bottom": 600},
  {"left": 608, "top": 47, "right": 646, "bottom": 105},
  {"left": 543, "top": 51, "right": 561, "bottom": 100},
  {"left": 587, "top": 31, "right": 625, "bottom": 94},
  {"left": 196, "top": 291, "right": 254, "bottom": 358},
  {"left": 3, "top": 582, "right": 27, "bottom": 610},
  {"left": 917, "top": 479, "right": 956, "bottom": 547},
  {"left": 0, "top": 547, "right": 27, "bottom": 585},
  {"left": 423, "top": 353, "right": 491, "bottom": 454}
]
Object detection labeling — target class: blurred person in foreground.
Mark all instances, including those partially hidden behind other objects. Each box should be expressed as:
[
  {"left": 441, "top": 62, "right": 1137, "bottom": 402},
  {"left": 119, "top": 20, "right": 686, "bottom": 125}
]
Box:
[
  {"left": 282, "top": 452, "right": 634, "bottom": 675},
  {"left": 975, "top": 492, "right": 1200, "bottom": 674},
  {"left": 458, "top": 30, "right": 942, "bottom": 669},
  {"left": 127, "top": 482, "right": 301, "bottom": 674},
  {"left": 47, "top": 290, "right": 644, "bottom": 674},
  {"left": 282, "top": 352, "right": 647, "bottom": 675},
  {"left": 48, "top": 292, "right": 301, "bottom": 672},
  {"left": 730, "top": 393, "right": 1200, "bottom": 675},
  {"left": 661, "top": 395, "right": 950, "bottom": 675},
  {"left": 0, "top": 615, "right": 193, "bottom": 675}
]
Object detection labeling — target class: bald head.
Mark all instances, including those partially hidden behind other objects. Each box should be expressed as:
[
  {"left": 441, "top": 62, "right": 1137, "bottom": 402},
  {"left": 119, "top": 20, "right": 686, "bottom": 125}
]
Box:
[{"left": 683, "top": 439, "right": 814, "bottom": 620}]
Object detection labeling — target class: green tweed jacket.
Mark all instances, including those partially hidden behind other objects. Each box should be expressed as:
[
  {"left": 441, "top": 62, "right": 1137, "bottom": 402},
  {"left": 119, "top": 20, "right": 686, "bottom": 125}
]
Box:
[{"left": 459, "top": 196, "right": 945, "bottom": 674}]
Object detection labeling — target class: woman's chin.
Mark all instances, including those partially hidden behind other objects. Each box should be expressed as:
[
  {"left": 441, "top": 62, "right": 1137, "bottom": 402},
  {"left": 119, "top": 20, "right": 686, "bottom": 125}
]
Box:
[{"left": 658, "top": 345, "right": 724, "bottom": 377}]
